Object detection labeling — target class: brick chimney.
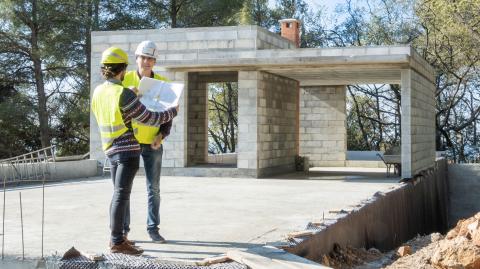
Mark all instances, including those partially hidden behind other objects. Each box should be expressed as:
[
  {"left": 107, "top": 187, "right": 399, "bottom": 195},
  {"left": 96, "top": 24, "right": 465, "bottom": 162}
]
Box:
[{"left": 279, "top": 18, "right": 301, "bottom": 48}]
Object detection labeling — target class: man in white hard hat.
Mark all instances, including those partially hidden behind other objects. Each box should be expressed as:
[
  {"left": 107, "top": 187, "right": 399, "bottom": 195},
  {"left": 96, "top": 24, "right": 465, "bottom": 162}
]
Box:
[{"left": 123, "top": 41, "right": 171, "bottom": 243}]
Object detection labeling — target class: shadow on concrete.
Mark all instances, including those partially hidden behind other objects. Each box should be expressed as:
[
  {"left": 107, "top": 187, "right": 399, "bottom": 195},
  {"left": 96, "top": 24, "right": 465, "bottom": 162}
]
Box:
[
  {"left": 137, "top": 239, "right": 262, "bottom": 249},
  {"left": 1, "top": 176, "right": 108, "bottom": 191},
  {"left": 270, "top": 169, "right": 400, "bottom": 183},
  {"left": 142, "top": 248, "right": 224, "bottom": 256}
]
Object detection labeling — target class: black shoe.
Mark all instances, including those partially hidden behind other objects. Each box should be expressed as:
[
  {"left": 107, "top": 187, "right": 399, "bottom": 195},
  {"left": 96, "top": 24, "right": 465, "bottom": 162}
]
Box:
[{"left": 148, "top": 230, "right": 166, "bottom": 243}]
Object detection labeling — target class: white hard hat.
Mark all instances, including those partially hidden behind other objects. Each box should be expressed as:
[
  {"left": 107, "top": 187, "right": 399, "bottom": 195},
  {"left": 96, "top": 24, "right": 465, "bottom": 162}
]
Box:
[{"left": 135, "top": 40, "right": 158, "bottom": 59}]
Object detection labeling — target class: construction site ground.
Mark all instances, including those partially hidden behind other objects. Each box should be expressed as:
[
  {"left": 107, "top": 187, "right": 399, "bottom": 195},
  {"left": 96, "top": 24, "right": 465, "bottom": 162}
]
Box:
[{"left": 0, "top": 167, "right": 399, "bottom": 264}]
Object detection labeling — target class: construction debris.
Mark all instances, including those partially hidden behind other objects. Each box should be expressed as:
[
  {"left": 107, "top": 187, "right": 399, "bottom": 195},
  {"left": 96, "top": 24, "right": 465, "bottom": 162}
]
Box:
[
  {"left": 227, "top": 246, "right": 328, "bottom": 269},
  {"left": 196, "top": 255, "right": 230, "bottom": 266},
  {"left": 319, "top": 211, "right": 480, "bottom": 268},
  {"left": 287, "top": 230, "right": 315, "bottom": 239},
  {"left": 61, "top": 246, "right": 105, "bottom": 262},
  {"left": 316, "top": 243, "right": 382, "bottom": 268},
  {"left": 396, "top": 246, "right": 411, "bottom": 257},
  {"left": 62, "top": 246, "right": 81, "bottom": 260}
]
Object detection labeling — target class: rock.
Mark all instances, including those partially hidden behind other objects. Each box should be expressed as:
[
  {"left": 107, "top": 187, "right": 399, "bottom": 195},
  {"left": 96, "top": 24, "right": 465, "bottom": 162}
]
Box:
[
  {"left": 459, "top": 218, "right": 477, "bottom": 238},
  {"left": 446, "top": 229, "right": 458, "bottom": 240},
  {"left": 475, "top": 212, "right": 480, "bottom": 220},
  {"left": 62, "top": 246, "right": 81, "bottom": 260},
  {"left": 467, "top": 220, "right": 480, "bottom": 238},
  {"left": 473, "top": 230, "right": 480, "bottom": 247},
  {"left": 368, "top": 248, "right": 381, "bottom": 255},
  {"left": 322, "top": 254, "right": 330, "bottom": 266},
  {"left": 397, "top": 245, "right": 412, "bottom": 257},
  {"left": 431, "top": 236, "right": 480, "bottom": 269},
  {"left": 430, "top": 232, "right": 443, "bottom": 242},
  {"left": 447, "top": 218, "right": 478, "bottom": 240}
]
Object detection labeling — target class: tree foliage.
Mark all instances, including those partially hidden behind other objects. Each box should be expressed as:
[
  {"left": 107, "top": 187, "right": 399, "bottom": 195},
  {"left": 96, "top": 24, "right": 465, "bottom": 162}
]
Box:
[{"left": 208, "top": 83, "right": 238, "bottom": 154}]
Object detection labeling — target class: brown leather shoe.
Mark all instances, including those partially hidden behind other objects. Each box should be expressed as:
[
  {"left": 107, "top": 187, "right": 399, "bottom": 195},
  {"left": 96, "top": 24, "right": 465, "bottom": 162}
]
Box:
[
  {"left": 110, "top": 241, "right": 144, "bottom": 256},
  {"left": 123, "top": 235, "right": 135, "bottom": 246}
]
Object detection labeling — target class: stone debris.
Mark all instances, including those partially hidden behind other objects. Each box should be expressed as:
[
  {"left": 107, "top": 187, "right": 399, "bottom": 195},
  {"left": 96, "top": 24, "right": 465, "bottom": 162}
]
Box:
[
  {"left": 315, "top": 243, "right": 382, "bottom": 269},
  {"left": 315, "top": 212, "right": 480, "bottom": 269},
  {"left": 62, "top": 246, "right": 82, "bottom": 260},
  {"left": 196, "top": 255, "right": 230, "bottom": 266},
  {"left": 287, "top": 230, "right": 315, "bottom": 239},
  {"left": 396, "top": 246, "right": 412, "bottom": 257}
]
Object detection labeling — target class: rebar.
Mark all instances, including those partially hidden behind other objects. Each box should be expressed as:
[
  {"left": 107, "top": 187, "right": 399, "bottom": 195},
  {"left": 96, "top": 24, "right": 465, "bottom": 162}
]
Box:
[
  {"left": 1, "top": 170, "right": 5, "bottom": 260},
  {"left": 41, "top": 157, "right": 46, "bottom": 260},
  {"left": 0, "top": 145, "right": 56, "bottom": 260},
  {"left": 19, "top": 192, "right": 24, "bottom": 260}
]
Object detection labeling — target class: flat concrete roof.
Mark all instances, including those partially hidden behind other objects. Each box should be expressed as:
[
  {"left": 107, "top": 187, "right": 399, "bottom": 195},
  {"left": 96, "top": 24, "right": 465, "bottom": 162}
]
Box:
[
  {"left": 0, "top": 169, "right": 399, "bottom": 262},
  {"left": 158, "top": 46, "right": 435, "bottom": 86}
]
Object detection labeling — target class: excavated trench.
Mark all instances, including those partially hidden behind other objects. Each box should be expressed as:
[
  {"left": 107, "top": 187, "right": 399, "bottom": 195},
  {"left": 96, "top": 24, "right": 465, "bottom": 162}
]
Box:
[{"left": 282, "top": 159, "right": 449, "bottom": 267}]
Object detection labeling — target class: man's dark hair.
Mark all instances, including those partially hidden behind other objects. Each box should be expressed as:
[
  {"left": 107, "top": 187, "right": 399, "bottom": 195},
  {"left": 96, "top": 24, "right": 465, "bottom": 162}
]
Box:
[{"left": 101, "top": 63, "right": 128, "bottom": 79}]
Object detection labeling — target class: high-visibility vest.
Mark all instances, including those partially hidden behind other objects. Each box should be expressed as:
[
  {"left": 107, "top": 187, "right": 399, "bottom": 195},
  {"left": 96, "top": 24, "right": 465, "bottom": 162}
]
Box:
[
  {"left": 123, "top": 71, "right": 170, "bottom": 144},
  {"left": 91, "top": 82, "right": 128, "bottom": 151}
]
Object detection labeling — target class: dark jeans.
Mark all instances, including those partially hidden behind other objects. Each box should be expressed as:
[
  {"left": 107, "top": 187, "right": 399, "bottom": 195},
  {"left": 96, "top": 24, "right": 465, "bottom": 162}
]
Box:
[
  {"left": 124, "top": 144, "right": 163, "bottom": 233},
  {"left": 109, "top": 156, "right": 139, "bottom": 244}
]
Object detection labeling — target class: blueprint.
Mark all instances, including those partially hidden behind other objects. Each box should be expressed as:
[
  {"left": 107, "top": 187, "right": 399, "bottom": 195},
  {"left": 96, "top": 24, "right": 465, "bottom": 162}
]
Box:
[{"left": 138, "top": 77, "right": 183, "bottom": 112}]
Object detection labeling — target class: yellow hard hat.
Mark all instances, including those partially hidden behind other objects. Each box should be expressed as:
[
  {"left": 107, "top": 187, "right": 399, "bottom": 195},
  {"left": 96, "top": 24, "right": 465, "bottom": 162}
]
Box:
[{"left": 101, "top": 47, "right": 129, "bottom": 64}]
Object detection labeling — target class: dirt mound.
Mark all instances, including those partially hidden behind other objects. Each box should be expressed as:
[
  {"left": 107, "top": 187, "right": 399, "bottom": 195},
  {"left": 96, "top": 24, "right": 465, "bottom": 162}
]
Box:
[
  {"left": 382, "top": 212, "right": 480, "bottom": 269},
  {"left": 319, "top": 212, "right": 480, "bottom": 269},
  {"left": 319, "top": 243, "right": 383, "bottom": 269}
]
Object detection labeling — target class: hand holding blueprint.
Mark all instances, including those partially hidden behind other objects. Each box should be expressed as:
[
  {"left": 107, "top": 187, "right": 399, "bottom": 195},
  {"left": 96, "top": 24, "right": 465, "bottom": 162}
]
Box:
[{"left": 138, "top": 77, "right": 184, "bottom": 112}]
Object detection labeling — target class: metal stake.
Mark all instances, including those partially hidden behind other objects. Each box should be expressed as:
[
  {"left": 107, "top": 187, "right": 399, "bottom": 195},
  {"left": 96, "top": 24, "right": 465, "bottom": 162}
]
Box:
[
  {"left": 41, "top": 161, "right": 45, "bottom": 259},
  {"left": 19, "top": 192, "right": 24, "bottom": 260},
  {"left": 2, "top": 166, "right": 6, "bottom": 260}
]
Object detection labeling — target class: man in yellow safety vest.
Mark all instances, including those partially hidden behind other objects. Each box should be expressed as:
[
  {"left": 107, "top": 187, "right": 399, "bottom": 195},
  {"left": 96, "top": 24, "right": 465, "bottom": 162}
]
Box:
[
  {"left": 91, "top": 47, "right": 178, "bottom": 255},
  {"left": 122, "top": 41, "right": 171, "bottom": 243}
]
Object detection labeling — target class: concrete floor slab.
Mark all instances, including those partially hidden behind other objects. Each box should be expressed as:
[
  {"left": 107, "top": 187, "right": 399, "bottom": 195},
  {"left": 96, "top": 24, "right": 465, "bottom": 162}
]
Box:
[{"left": 0, "top": 169, "right": 399, "bottom": 262}]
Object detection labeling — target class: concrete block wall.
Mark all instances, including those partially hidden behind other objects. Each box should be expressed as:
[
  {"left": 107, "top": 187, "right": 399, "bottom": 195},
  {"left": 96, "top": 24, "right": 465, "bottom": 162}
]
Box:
[
  {"left": 256, "top": 27, "right": 296, "bottom": 49},
  {"left": 185, "top": 72, "right": 238, "bottom": 166},
  {"left": 0, "top": 160, "right": 99, "bottom": 183},
  {"left": 257, "top": 72, "right": 298, "bottom": 176},
  {"left": 299, "top": 86, "right": 347, "bottom": 167},
  {"left": 90, "top": 26, "right": 291, "bottom": 162},
  {"left": 237, "top": 71, "right": 298, "bottom": 177},
  {"left": 448, "top": 164, "right": 480, "bottom": 227},
  {"left": 401, "top": 70, "right": 436, "bottom": 177}
]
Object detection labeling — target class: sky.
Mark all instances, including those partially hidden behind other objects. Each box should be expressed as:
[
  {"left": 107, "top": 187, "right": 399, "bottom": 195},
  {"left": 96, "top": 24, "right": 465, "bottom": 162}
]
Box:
[{"left": 268, "top": 0, "right": 346, "bottom": 15}]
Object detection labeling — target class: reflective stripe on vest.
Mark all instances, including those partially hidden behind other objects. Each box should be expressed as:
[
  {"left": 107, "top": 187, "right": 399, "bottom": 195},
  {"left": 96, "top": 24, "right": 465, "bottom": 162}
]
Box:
[
  {"left": 123, "top": 70, "right": 170, "bottom": 144},
  {"left": 91, "top": 82, "right": 128, "bottom": 150}
]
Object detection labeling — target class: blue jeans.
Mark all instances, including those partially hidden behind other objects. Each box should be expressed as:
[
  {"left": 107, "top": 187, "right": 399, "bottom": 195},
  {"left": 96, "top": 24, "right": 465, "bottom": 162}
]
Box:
[
  {"left": 109, "top": 156, "right": 139, "bottom": 244},
  {"left": 124, "top": 144, "right": 163, "bottom": 233}
]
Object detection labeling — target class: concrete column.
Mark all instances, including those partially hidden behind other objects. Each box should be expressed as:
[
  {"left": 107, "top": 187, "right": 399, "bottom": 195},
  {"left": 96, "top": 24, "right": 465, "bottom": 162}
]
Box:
[
  {"left": 237, "top": 71, "right": 259, "bottom": 176},
  {"left": 401, "top": 69, "right": 436, "bottom": 178},
  {"left": 401, "top": 70, "right": 413, "bottom": 178},
  {"left": 165, "top": 71, "right": 188, "bottom": 168},
  {"left": 187, "top": 72, "right": 208, "bottom": 165},
  {"left": 299, "top": 86, "right": 347, "bottom": 167}
]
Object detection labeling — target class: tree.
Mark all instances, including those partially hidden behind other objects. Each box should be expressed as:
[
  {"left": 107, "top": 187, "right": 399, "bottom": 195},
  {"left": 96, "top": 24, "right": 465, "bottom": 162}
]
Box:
[
  {"left": 236, "top": 0, "right": 273, "bottom": 28},
  {"left": 208, "top": 83, "right": 238, "bottom": 154},
  {"left": 0, "top": 82, "right": 41, "bottom": 158},
  {"left": 0, "top": 0, "right": 87, "bottom": 148},
  {"left": 415, "top": 0, "right": 480, "bottom": 161}
]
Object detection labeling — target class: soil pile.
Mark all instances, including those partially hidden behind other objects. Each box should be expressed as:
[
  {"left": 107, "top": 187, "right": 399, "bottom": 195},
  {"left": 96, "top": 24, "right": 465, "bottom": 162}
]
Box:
[{"left": 319, "top": 212, "right": 480, "bottom": 269}]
